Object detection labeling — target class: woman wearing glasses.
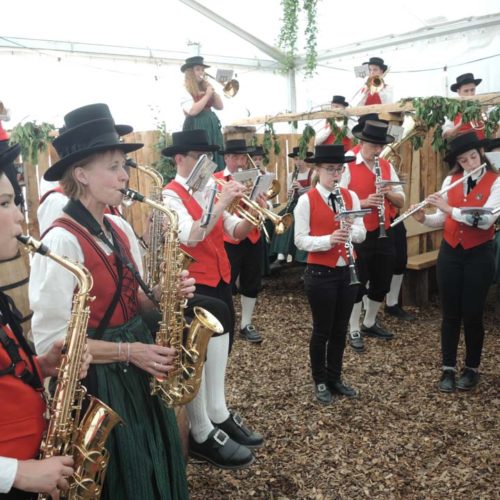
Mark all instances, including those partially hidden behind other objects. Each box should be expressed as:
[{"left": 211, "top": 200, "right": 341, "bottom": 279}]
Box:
[{"left": 295, "top": 145, "right": 366, "bottom": 405}]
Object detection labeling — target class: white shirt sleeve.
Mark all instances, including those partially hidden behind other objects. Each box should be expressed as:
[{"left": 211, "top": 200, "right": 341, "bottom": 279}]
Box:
[
  {"left": 315, "top": 122, "right": 331, "bottom": 145},
  {"left": 339, "top": 166, "right": 351, "bottom": 188},
  {"left": 379, "top": 84, "right": 393, "bottom": 104},
  {"left": 0, "top": 108, "right": 11, "bottom": 122},
  {"left": 180, "top": 90, "right": 194, "bottom": 115},
  {"left": 37, "top": 193, "right": 68, "bottom": 235},
  {"left": 349, "top": 191, "right": 367, "bottom": 244},
  {"left": 0, "top": 457, "right": 17, "bottom": 493}
]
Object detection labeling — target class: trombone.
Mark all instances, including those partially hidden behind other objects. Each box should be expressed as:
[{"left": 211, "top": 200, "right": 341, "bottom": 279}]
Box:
[{"left": 204, "top": 73, "right": 239, "bottom": 98}]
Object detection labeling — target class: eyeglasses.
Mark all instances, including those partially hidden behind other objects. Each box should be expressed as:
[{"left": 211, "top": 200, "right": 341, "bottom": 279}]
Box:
[
  {"left": 187, "top": 152, "right": 214, "bottom": 161},
  {"left": 321, "top": 166, "right": 345, "bottom": 173}
]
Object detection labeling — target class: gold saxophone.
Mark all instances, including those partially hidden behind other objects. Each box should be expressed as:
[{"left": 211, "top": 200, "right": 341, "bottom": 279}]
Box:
[
  {"left": 17, "top": 235, "right": 122, "bottom": 500},
  {"left": 120, "top": 187, "right": 223, "bottom": 407}
]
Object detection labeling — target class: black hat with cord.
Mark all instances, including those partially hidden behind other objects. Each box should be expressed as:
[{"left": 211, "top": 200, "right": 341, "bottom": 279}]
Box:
[{"left": 305, "top": 144, "right": 355, "bottom": 164}]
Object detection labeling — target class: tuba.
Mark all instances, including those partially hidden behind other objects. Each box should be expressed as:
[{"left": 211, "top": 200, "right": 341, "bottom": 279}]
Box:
[
  {"left": 119, "top": 188, "right": 223, "bottom": 407},
  {"left": 17, "top": 235, "right": 122, "bottom": 500}
]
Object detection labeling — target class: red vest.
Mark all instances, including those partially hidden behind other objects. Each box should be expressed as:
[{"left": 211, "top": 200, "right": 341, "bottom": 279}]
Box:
[
  {"left": 364, "top": 91, "right": 382, "bottom": 106},
  {"left": 0, "top": 122, "right": 8, "bottom": 142},
  {"left": 443, "top": 171, "right": 497, "bottom": 249},
  {"left": 348, "top": 158, "right": 392, "bottom": 231},
  {"left": 0, "top": 323, "right": 46, "bottom": 460},
  {"left": 193, "top": 93, "right": 214, "bottom": 111},
  {"left": 350, "top": 144, "right": 361, "bottom": 156},
  {"left": 306, "top": 187, "right": 354, "bottom": 268},
  {"left": 321, "top": 122, "right": 353, "bottom": 151},
  {"left": 453, "top": 114, "right": 485, "bottom": 140},
  {"left": 213, "top": 171, "right": 261, "bottom": 245},
  {"left": 50, "top": 218, "right": 139, "bottom": 328},
  {"left": 165, "top": 180, "right": 231, "bottom": 287}
]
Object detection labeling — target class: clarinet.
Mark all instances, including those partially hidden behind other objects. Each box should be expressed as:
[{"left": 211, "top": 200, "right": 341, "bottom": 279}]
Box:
[
  {"left": 284, "top": 165, "right": 299, "bottom": 214},
  {"left": 374, "top": 155, "right": 387, "bottom": 238},
  {"left": 332, "top": 183, "right": 360, "bottom": 286}
]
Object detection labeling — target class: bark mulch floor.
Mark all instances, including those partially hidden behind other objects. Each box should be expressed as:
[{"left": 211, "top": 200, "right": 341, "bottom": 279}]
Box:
[{"left": 188, "top": 266, "right": 499, "bottom": 499}]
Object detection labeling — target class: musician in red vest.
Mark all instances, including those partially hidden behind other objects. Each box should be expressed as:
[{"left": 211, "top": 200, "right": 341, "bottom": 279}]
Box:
[
  {"left": 162, "top": 130, "right": 263, "bottom": 469},
  {"left": 315, "top": 95, "right": 353, "bottom": 151},
  {"left": 412, "top": 132, "right": 499, "bottom": 392},
  {"left": 295, "top": 145, "right": 366, "bottom": 404},
  {"left": 0, "top": 144, "right": 92, "bottom": 500},
  {"left": 29, "top": 107, "right": 190, "bottom": 500},
  {"left": 355, "top": 57, "right": 393, "bottom": 106},
  {"left": 214, "top": 139, "right": 267, "bottom": 343},
  {"left": 340, "top": 120, "right": 405, "bottom": 352},
  {"left": 443, "top": 73, "right": 485, "bottom": 141}
]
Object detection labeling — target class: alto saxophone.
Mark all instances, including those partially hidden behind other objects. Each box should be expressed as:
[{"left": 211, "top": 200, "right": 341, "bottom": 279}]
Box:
[
  {"left": 120, "top": 188, "right": 223, "bottom": 407},
  {"left": 17, "top": 235, "right": 122, "bottom": 500}
]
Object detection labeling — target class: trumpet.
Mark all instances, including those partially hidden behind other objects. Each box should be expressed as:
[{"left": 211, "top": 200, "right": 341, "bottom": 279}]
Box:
[
  {"left": 390, "top": 163, "right": 486, "bottom": 227},
  {"left": 214, "top": 177, "right": 293, "bottom": 235},
  {"left": 205, "top": 72, "right": 239, "bottom": 98}
]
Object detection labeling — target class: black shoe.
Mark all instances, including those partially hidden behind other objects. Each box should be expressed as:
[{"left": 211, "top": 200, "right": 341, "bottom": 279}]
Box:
[
  {"left": 349, "top": 331, "right": 365, "bottom": 352},
  {"left": 214, "top": 412, "right": 264, "bottom": 449},
  {"left": 361, "top": 322, "right": 394, "bottom": 340},
  {"left": 438, "top": 369, "right": 456, "bottom": 393},
  {"left": 456, "top": 368, "right": 480, "bottom": 391},
  {"left": 329, "top": 380, "right": 358, "bottom": 398},
  {"left": 240, "top": 325, "right": 263, "bottom": 343},
  {"left": 384, "top": 304, "right": 415, "bottom": 321},
  {"left": 189, "top": 429, "right": 254, "bottom": 469},
  {"left": 315, "top": 383, "right": 333, "bottom": 404}
]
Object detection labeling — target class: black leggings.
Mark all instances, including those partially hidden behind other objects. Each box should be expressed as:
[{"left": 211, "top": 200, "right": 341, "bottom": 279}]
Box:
[
  {"left": 437, "top": 240, "right": 495, "bottom": 368},
  {"left": 391, "top": 219, "right": 408, "bottom": 275},
  {"left": 225, "top": 239, "right": 262, "bottom": 298}
]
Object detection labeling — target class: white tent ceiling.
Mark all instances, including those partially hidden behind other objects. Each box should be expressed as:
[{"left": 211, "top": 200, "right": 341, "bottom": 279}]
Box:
[{"left": 1, "top": 0, "right": 499, "bottom": 132}]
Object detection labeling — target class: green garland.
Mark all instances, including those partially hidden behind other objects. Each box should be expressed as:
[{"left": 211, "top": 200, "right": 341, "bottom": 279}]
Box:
[
  {"left": 277, "top": 0, "right": 319, "bottom": 77},
  {"left": 327, "top": 118, "right": 350, "bottom": 145},
  {"left": 151, "top": 119, "right": 176, "bottom": 182},
  {"left": 410, "top": 96, "right": 499, "bottom": 152},
  {"left": 299, "top": 124, "right": 315, "bottom": 158},
  {"left": 10, "top": 121, "right": 54, "bottom": 165},
  {"left": 262, "top": 122, "right": 281, "bottom": 166}
]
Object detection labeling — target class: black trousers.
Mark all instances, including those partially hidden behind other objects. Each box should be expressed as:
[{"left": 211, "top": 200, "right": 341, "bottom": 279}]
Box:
[
  {"left": 437, "top": 240, "right": 495, "bottom": 368},
  {"left": 391, "top": 219, "right": 408, "bottom": 275},
  {"left": 195, "top": 281, "right": 235, "bottom": 352},
  {"left": 304, "top": 265, "right": 358, "bottom": 384},
  {"left": 0, "top": 489, "right": 35, "bottom": 499},
  {"left": 225, "top": 239, "right": 262, "bottom": 298},
  {"left": 354, "top": 228, "right": 395, "bottom": 302}
]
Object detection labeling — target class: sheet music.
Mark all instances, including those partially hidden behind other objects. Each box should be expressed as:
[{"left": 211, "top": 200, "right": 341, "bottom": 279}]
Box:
[
  {"left": 250, "top": 173, "right": 275, "bottom": 201},
  {"left": 186, "top": 154, "right": 218, "bottom": 192}
]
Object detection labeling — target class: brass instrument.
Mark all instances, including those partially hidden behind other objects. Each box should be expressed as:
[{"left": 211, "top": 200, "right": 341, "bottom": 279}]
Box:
[
  {"left": 17, "top": 235, "right": 122, "bottom": 500},
  {"left": 373, "top": 155, "right": 388, "bottom": 238},
  {"left": 390, "top": 163, "right": 486, "bottom": 227},
  {"left": 119, "top": 188, "right": 223, "bottom": 407},
  {"left": 214, "top": 177, "right": 293, "bottom": 235},
  {"left": 266, "top": 179, "right": 281, "bottom": 200},
  {"left": 366, "top": 75, "right": 385, "bottom": 95},
  {"left": 471, "top": 111, "right": 488, "bottom": 131},
  {"left": 204, "top": 72, "right": 239, "bottom": 98},
  {"left": 136, "top": 165, "right": 165, "bottom": 287}
]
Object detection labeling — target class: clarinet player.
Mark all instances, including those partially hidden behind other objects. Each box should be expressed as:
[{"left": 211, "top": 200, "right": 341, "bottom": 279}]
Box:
[{"left": 295, "top": 145, "right": 366, "bottom": 404}]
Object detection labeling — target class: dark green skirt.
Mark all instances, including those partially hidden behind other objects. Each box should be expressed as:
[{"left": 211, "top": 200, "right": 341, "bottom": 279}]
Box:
[
  {"left": 183, "top": 109, "right": 224, "bottom": 172},
  {"left": 88, "top": 316, "right": 188, "bottom": 500},
  {"left": 269, "top": 214, "right": 308, "bottom": 264}
]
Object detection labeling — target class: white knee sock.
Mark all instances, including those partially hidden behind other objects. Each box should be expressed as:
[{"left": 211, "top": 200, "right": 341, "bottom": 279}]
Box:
[
  {"left": 240, "top": 295, "right": 256, "bottom": 330},
  {"left": 186, "top": 368, "right": 214, "bottom": 443},
  {"left": 363, "top": 299, "right": 382, "bottom": 328},
  {"left": 349, "top": 301, "right": 362, "bottom": 333},
  {"left": 386, "top": 274, "right": 404, "bottom": 307},
  {"left": 205, "top": 333, "right": 231, "bottom": 425}
]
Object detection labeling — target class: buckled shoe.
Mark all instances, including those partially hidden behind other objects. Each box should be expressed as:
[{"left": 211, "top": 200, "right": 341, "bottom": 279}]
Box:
[
  {"left": 240, "top": 324, "right": 263, "bottom": 343},
  {"left": 349, "top": 330, "right": 365, "bottom": 352},
  {"left": 361, "top": 322, "right": 394, "bottom": 340},
  {"left": 315, "top": 383, "right": 333, "bottom": 404},
  {"left": 438, "top": 369, "right": 456, "bottom": 393},
  {"left": 329, "top": 380, "right": 358, "bottom": 398},
  {"left": 189, "top": 429, "right": 254, "bottom": 469},
  {"left": 384, "top": 304, "right": 415, "bottom": 321},
  {"left": 214, "top": 412, "right": 264, "bottom": 449},
  {"left": 456, "top": 368, "right": 480, "bottom": 391}
]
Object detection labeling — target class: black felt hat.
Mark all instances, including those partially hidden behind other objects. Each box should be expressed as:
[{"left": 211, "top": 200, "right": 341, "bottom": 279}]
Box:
[
  {"left": 44, "top": 118, "right": 143, "bottom": 181},
  {"left": 352, "top": 120, "right": 394, "bottom": 145},
  {"left": 444, "top": 131, "right": 483, "bottom": 166},
  {"left": 181, "top": 56, "right": 210, "bottom": 73},
  {"left": 250, "top": 145, "right": 266, "bottom": 157},
  {"left": 161, "top": 129, "right": 220, "bottom": 157},
  {"left": 63, "top": 103, "right": 133, "bottom": 136},
  {"left": 0, "top": 144, "right": 21, "bottom": 174},
  {"left": 363, "top": 57, "right": 388, "bottom": 72},
  {"left": 219, "top": 139, "right": 254, "bottom": 155},
  {"left": 305, "top": 145, "right": 355, "bottom": 164},
  {"left": 288, "top": 146, "right": 313, "bottom": 158},
  {"left": 331, "top": 95, "right": 349, "bottom": 107},
  {"left": 351, "top": 113, "right": 385, "bottom": 135},
  {"left": 481, "top": 137, "right": 500, "bottom": 152},
  {"left": 450, "top": 73, "right": 482, "bottom": 93}
]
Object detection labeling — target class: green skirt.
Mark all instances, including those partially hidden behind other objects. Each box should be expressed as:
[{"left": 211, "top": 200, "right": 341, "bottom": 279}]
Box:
[
  {"left": 88, "top": 316, "right": 189, "bottom": 500},
  {"left": 183, "top": 109, "right": 225, "bottom": 172},
  {"left": 269, "top": 204, "right": 308, "bottom": 263}
]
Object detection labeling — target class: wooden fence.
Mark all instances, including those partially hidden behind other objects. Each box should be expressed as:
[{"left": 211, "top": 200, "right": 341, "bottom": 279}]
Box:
[{"left": 21, "top": 129, "right": 445, "bottom": 257}]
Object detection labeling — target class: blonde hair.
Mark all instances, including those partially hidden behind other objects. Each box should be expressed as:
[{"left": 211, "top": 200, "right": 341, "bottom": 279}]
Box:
[{"left": 184, "top": 68, "right": 204, "bottom": 98}]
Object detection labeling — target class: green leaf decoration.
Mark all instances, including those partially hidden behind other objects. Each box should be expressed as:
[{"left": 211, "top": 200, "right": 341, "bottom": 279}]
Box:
[{"left": 10, "top": 121, "right": 55, "bottom": 165}]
